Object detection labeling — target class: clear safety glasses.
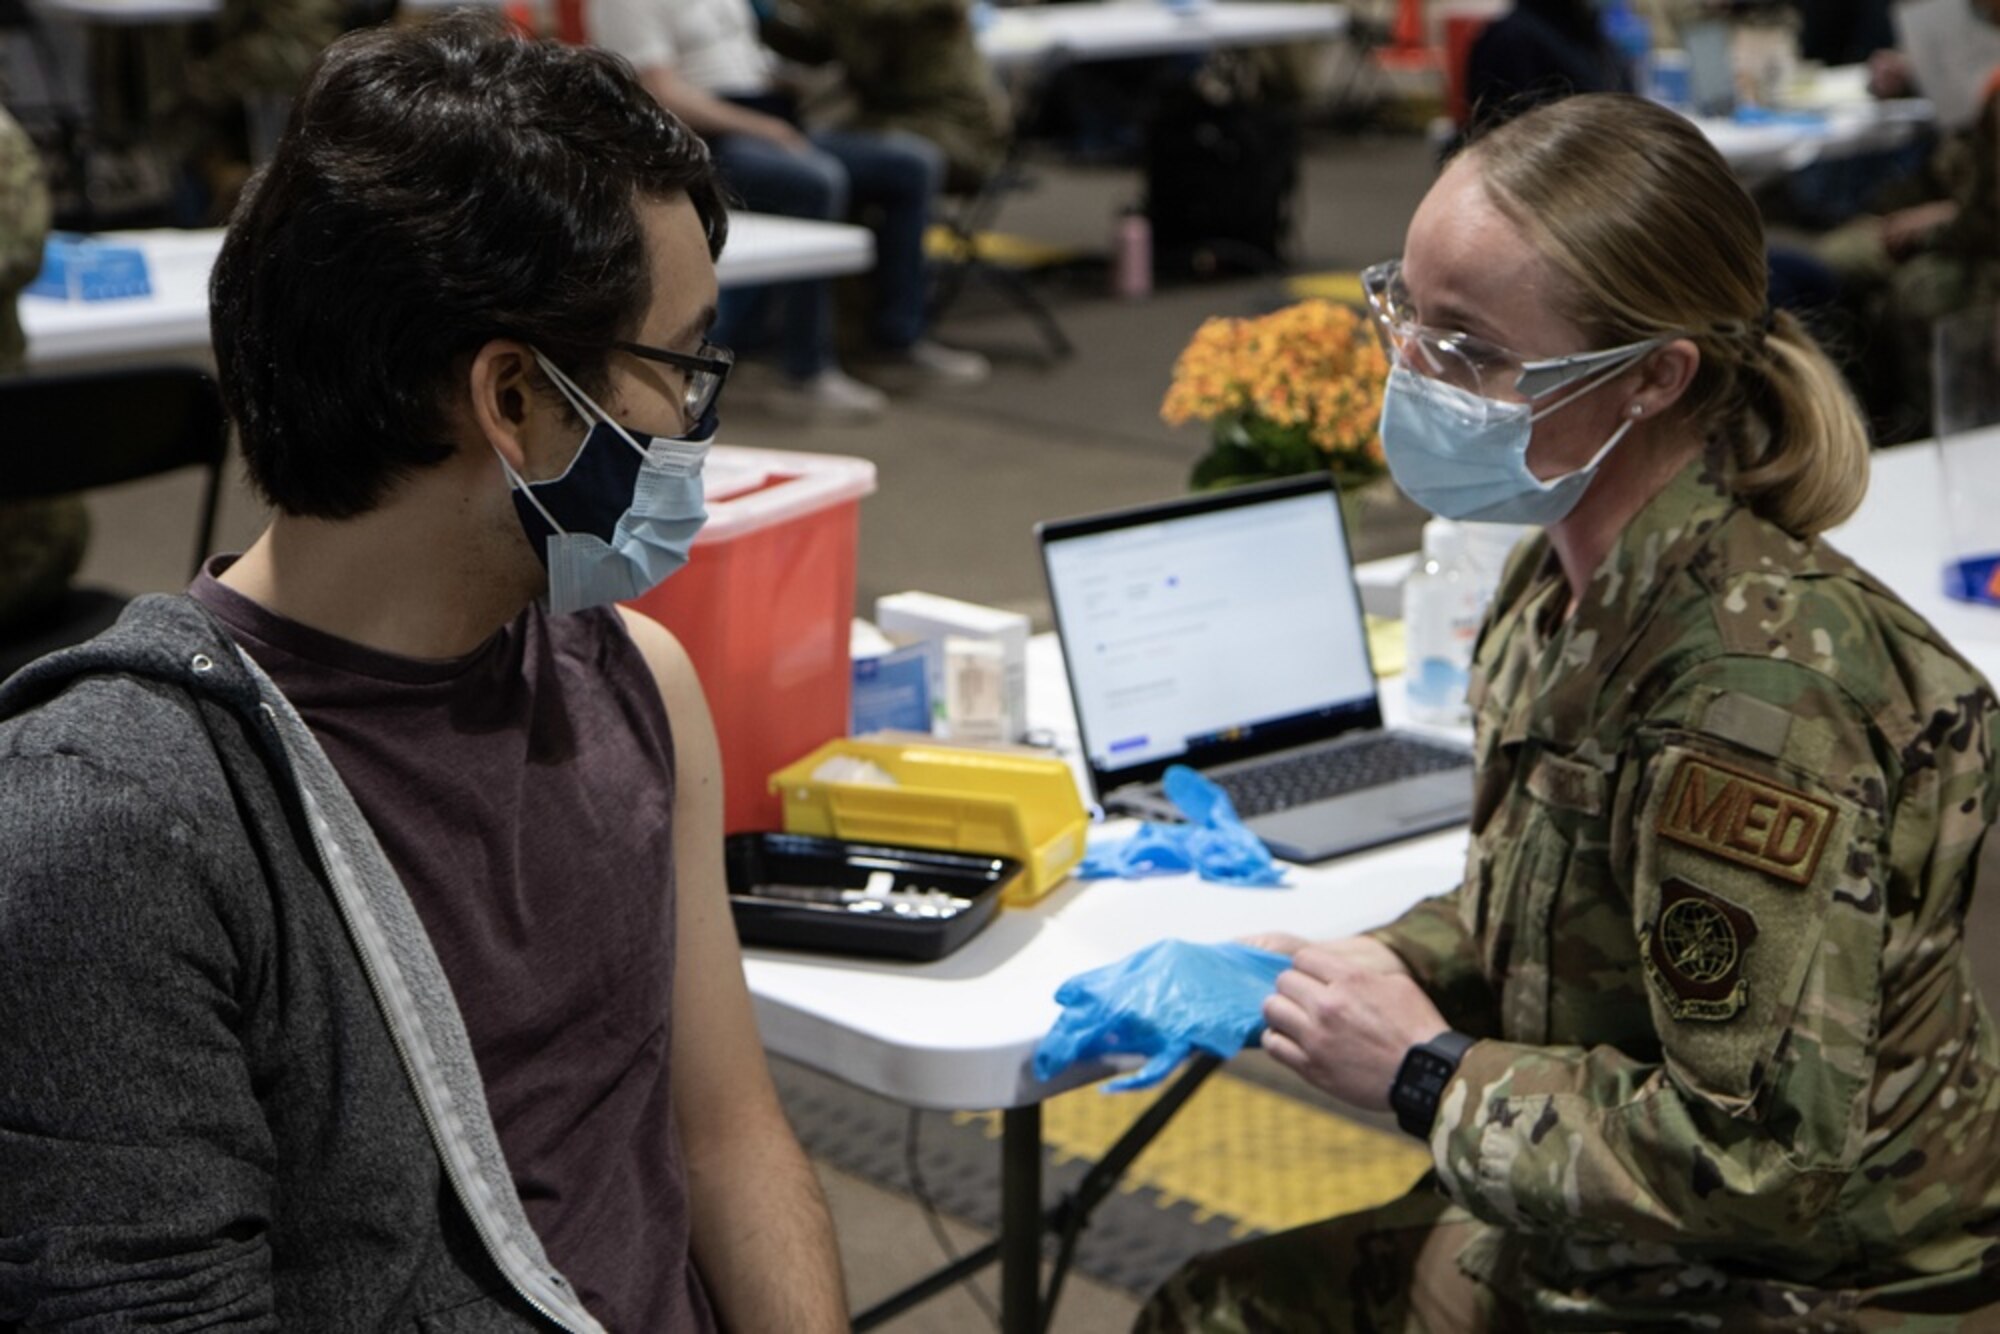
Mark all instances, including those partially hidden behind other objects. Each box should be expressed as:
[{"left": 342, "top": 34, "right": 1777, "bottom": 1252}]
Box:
[{"left": 1360, "top": 259, "right": 1667, "bottom": 424}]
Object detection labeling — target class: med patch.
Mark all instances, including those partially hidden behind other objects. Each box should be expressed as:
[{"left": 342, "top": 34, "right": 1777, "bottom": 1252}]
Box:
[
  {"left": 1642, "top": 878, "right": 1758, "bottom": 1022},
  {"left": 1654, "top": 754, "right": 1834, "bottom": 886}
]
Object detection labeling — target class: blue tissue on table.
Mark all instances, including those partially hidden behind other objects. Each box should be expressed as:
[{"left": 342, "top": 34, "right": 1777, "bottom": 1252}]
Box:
[
  {"left": 1078, "top": 764, "right": 1286, "bottom": 887},
  {"left": 26, "top": 235, "right": 153, "bottom": 302}
]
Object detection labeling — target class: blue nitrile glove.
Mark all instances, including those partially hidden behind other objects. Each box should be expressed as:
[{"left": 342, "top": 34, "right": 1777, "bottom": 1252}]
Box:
[
  {"left": 1078, "top": 821, "right": 1196, "bottom": 879},
  {"left": 1033, "top": 939, "right": 1292, "bottom": 1091},
  {"left": 1076, "top": 765, "right": 1285, "bottom": 887},
  {"left": 1163, "top": 765, "right": 1284, "bottom": 886}
]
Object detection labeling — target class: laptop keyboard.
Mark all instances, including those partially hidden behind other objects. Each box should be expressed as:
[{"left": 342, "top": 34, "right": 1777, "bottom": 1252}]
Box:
[{"left": 1212, "top": 734, "right": 1472, "bottom": 819}]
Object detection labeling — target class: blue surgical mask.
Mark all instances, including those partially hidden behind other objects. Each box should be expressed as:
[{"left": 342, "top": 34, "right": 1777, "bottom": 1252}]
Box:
[
  {"left": 1378, "top": 356, "right": 1643, "bottom": 526},
  {"left": 497, "top": 351, "right": 714, "bottom": 615}
]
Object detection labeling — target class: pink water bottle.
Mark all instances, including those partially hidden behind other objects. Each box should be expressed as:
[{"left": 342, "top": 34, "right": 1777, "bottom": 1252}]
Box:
[{"left": 1113, "top": 208, "right": 1152, "bottom": 299}]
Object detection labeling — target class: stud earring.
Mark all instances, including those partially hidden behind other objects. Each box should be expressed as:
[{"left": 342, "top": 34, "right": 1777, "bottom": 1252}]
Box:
[{"left": 1629, "top": 403, "right": 1644, "bottom": 418}]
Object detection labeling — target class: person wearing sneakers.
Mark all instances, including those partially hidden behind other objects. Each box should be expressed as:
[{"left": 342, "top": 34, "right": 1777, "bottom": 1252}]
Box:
[{"left": 590, "top": 0, "right": 989, "bottom": 422}]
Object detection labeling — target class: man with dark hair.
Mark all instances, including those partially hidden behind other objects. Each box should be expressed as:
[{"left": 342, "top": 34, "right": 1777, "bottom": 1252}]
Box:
[{"left": 0, "top": 16, "right": 844, "bottom": 1332}]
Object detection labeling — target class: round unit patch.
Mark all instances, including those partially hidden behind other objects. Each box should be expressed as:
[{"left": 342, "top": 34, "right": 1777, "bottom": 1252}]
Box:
[{"left": 1642, "top": 878, "right": 1759, "bottom": 1022}]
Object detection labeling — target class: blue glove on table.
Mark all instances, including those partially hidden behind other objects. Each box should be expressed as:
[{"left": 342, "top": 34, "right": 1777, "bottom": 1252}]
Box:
[
  {"left": 1033, "top": 939, "right": 1292, "bottom": 1091},
  {"left": 1077, "top": 765, "right": 1286, "bottom": 888}
]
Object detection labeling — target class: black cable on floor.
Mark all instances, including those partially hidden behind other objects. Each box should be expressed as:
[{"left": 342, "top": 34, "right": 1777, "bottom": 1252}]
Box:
[{"left": 905, "top": 1108, "right": 1002, "bottom": 1331}]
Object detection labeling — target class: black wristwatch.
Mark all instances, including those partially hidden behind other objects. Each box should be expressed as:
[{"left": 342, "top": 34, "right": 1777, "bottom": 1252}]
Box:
[{"left": 1390, "top": 1030, "right": 1476, "bottom": 1140}]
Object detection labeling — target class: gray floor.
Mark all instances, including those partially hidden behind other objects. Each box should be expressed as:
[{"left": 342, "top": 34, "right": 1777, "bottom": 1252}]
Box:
[{"left": 71, "top": 126, "right": 2000, "bottom": 1333}]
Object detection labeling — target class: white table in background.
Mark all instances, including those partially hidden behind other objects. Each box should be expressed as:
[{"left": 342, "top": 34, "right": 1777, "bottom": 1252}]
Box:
[
  {"left": 31, "top": 0, "right": 507, "bottom": 16},
  {"left": 1696, "top": 100, "right": 1934, "bottom": 183},
  {"left": 1825, "top": 441, "right": 2000, "bottom": 682},
  {"left": 28, "top": 0, "right": 216, "bottom": 23},
  {"left": 18, "top": 213, "right": 875, "bottom": 372},
  {"left": 1680, "top": 65, "right": 1935, "bottom": 183},
  {"left": 977, "top": 0, "right": 1349, "bottom": 72}
]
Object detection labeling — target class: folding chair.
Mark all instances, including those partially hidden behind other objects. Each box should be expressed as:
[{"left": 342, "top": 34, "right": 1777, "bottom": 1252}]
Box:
[
  {"left": 927, "top": 161, "right": 1075, "bottom": 362},
  {"left": 0, "top": 365, "right": 229, "bottom": 679}
]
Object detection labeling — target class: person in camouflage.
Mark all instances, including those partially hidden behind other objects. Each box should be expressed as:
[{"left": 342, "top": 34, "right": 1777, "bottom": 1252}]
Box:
[
  {"left": 0, "top": 105, "right": 89, "bottom": 639},
  {"left": 777, "top": 0, "right": 1010, "bottom": 192},
  {"left": 1140, "top": 93, "right": 2000, "bottom": 1332}
]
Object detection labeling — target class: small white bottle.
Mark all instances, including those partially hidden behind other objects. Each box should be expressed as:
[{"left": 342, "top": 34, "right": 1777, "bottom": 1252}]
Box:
[{"left": 1403, "top": 518, "right": 1482, "bottom": 725}]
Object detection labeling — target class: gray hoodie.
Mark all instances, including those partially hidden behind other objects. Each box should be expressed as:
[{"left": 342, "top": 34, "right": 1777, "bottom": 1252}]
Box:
[{"left": 0, "top": 595, "right": 605, "bottom": 1333}]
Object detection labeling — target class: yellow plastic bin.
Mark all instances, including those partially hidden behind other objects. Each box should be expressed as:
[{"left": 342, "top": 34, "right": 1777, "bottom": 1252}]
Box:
[{"left": 770, "top": 739, "right": 1088, "bottom": 905}]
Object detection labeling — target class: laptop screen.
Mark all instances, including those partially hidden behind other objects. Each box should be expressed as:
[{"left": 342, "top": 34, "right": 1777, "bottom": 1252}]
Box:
[{"left": 1039, "top": 475, "right": 1381, "bottom": 796}]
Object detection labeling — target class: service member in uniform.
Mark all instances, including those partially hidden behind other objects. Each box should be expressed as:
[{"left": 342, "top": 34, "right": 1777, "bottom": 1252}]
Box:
[
  {"left": 1139, "top": 92, "right": 2000, "bottom": 1331},
  {"left": 0, "top": 106, "right": 90, "bottom": 639},
  {"left": 780, "top": 0, "right": 1010, "bottom": 192}
]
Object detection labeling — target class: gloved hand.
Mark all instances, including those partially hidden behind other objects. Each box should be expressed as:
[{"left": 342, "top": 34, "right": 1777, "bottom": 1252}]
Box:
[
  {"left": 1076, "top": 765, "right": 1286, "bottom": 888},
  {"left": 1033, "top": 939, "right": 1292, "bottom": 1091}
]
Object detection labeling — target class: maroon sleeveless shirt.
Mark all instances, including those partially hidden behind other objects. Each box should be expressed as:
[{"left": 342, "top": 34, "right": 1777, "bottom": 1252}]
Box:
[{"left": 193, "top": 563, "right": 716, "bottom": 1334}]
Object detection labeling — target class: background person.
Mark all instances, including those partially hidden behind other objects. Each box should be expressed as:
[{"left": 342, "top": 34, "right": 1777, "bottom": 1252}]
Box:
[
  {"left": 0, "top": 104, "right": 89, "bottom": 644},
  {"left": 1140, "top": 93, "right": 2000, "bottom": 1331},
  {"left": 1462, "top": 0, "right": 1630, "bottom": 137},
  {"left": 0, "top": 18, "right": 844, "bottom": 1331},
  {"left": 590, "top": 0, "right": 989, "bottom": 423},
  {"left": 772, "top": 0, "right": 1011, "bottom": 194}
]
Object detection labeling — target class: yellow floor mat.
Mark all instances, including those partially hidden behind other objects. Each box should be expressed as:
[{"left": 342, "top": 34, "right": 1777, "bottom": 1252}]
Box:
[
  {"left": 924, "top": 224, "right": 1084, "bottom": 270},
  {"left": 958, "top": 1068, "right": 1429, "bottom": 1239}
]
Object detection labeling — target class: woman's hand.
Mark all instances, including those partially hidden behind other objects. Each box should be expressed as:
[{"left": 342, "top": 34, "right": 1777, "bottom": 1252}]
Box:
[{"left": 1260, "top": 940, "right": 1448, "bottom": 1112}]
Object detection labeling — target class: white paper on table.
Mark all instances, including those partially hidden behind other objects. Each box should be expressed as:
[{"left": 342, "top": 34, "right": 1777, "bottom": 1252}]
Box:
[{"left": 1893, "top": 0, "right": 2000, "bottom": 130}]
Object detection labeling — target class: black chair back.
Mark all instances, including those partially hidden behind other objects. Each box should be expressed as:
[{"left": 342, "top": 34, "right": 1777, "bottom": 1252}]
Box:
[{"left": 0, "top": 365, "right": 229, "bottom": 578}]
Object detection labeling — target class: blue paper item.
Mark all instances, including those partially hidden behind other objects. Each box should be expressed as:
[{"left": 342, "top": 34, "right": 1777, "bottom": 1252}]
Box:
[
  {"left": 25, "top": 234, "right": 154, "bottom": 303},
  {"left": 1945, "top": 553, "right": 2000, "bottom": 607},
  {"left": 1730, "top": 106, "right": 1829, "bottom": 129},
  {"left": 1076, "top": 764, "right": 1286, "bottom": 887},
  {"left": 1033, "top": 939, "right": 1291, "bottom": 1091},
  {"left": 852, "top": 641, "right": 934, "bottom": 734}
]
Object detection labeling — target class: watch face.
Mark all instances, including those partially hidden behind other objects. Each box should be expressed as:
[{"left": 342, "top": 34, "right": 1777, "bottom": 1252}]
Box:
[
  {"left": 1407, "top": 1051, "right": 1453, "bottom": 1098},
  {"left": 1392, "top": 1043, "right": 1460, "bottom": 1137}
]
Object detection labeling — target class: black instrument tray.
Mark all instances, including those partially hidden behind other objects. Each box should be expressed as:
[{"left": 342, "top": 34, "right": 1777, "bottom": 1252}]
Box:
[{"left": 725, "top": 832, "right": 1018, "bottom": 962}]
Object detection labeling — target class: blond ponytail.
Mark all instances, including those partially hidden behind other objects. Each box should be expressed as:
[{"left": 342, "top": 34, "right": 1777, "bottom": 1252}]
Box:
[
  {"left": 1468, "top": 95, "right": 1874, "bottom": 537},
  {"left": 1729, "top": 310, "right": 1870, "bottom": 536}
]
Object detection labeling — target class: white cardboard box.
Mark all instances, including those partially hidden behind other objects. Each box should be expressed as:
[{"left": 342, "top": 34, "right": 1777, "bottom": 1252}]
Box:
[{"left": 875, "top": 591, "right": 1030, "bottom": 742}]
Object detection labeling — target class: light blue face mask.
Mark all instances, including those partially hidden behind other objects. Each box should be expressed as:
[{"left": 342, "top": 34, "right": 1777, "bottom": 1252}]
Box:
[
  {"left": 1378, "top": 348, "right": 1653, "bottom": 526},
  {"left": 496, "top": 351, "right": 714, "bottom": 616}
]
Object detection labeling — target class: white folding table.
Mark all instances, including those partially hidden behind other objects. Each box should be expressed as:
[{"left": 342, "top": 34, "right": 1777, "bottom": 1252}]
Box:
[
  {"left": 749, "top": 633, "right": 1466, "bottom": 1331},
  {"left": 18, "top": 213, "right": 875, "bottom": 371},
  {"left": 977, "top": 0, "right": 1349, "bottom": 72}
]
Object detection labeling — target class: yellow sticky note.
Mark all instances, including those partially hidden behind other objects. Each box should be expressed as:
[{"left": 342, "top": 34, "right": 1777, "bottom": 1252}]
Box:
[{"left": 1365, "top": 614, "right": 1406, "bottom": 679}]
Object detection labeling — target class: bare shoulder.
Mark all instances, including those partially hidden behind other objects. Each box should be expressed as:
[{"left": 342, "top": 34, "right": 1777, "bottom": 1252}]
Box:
[{"left": 614, "top": 607, "right": 700, "bottom": 707}]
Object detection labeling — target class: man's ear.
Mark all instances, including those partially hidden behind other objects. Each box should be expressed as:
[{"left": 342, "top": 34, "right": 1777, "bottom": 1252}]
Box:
[
  {"left": 1632, "top": 338, "right": 1700, "bottom": 419},
  {"left": 467, "top": 339, "right": 539, "bottom": 474}
]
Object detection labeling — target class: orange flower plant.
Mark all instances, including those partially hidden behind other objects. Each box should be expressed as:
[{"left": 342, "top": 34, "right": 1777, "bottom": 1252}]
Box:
[{"left": 1161, "top": 300, "right": 1390, "bottom": 491}]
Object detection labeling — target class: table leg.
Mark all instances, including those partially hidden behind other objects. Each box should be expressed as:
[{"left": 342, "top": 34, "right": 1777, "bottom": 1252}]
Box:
[{"left": 999, "top": 1102, "right": 1043, "bottom": 1334}]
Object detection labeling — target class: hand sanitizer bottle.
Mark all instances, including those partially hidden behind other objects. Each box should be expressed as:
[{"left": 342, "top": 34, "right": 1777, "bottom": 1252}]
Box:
[{"left": 1404, "top": 518, "right": 1481, "bottom": 725}]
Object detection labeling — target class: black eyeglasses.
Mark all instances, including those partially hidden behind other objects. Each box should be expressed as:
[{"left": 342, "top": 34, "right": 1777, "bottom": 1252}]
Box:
[{"left": 613, "top": 338, "right": 734, "bottom": 425}]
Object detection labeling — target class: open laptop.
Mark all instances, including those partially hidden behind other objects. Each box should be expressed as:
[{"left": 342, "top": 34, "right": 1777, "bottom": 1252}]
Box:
[{"left": 1036, "top": 474, "right": 1473, "bottom": 864}]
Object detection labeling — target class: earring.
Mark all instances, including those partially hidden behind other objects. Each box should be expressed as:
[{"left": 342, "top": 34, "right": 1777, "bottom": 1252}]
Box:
[{"left": 1629, "top": 403, "right": 1644, "bottom": 418}]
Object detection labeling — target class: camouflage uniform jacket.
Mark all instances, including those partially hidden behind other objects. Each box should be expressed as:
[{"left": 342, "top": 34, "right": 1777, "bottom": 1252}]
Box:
[
  {"left": 1372, "top": 451, "right": 2000, "bottom": 1327},
  {"left": 0, "top": 105, "right": 49, "bottom": 369},
  {"left": 787, "top": 0, "right": 1009, "bottom": 188}
]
